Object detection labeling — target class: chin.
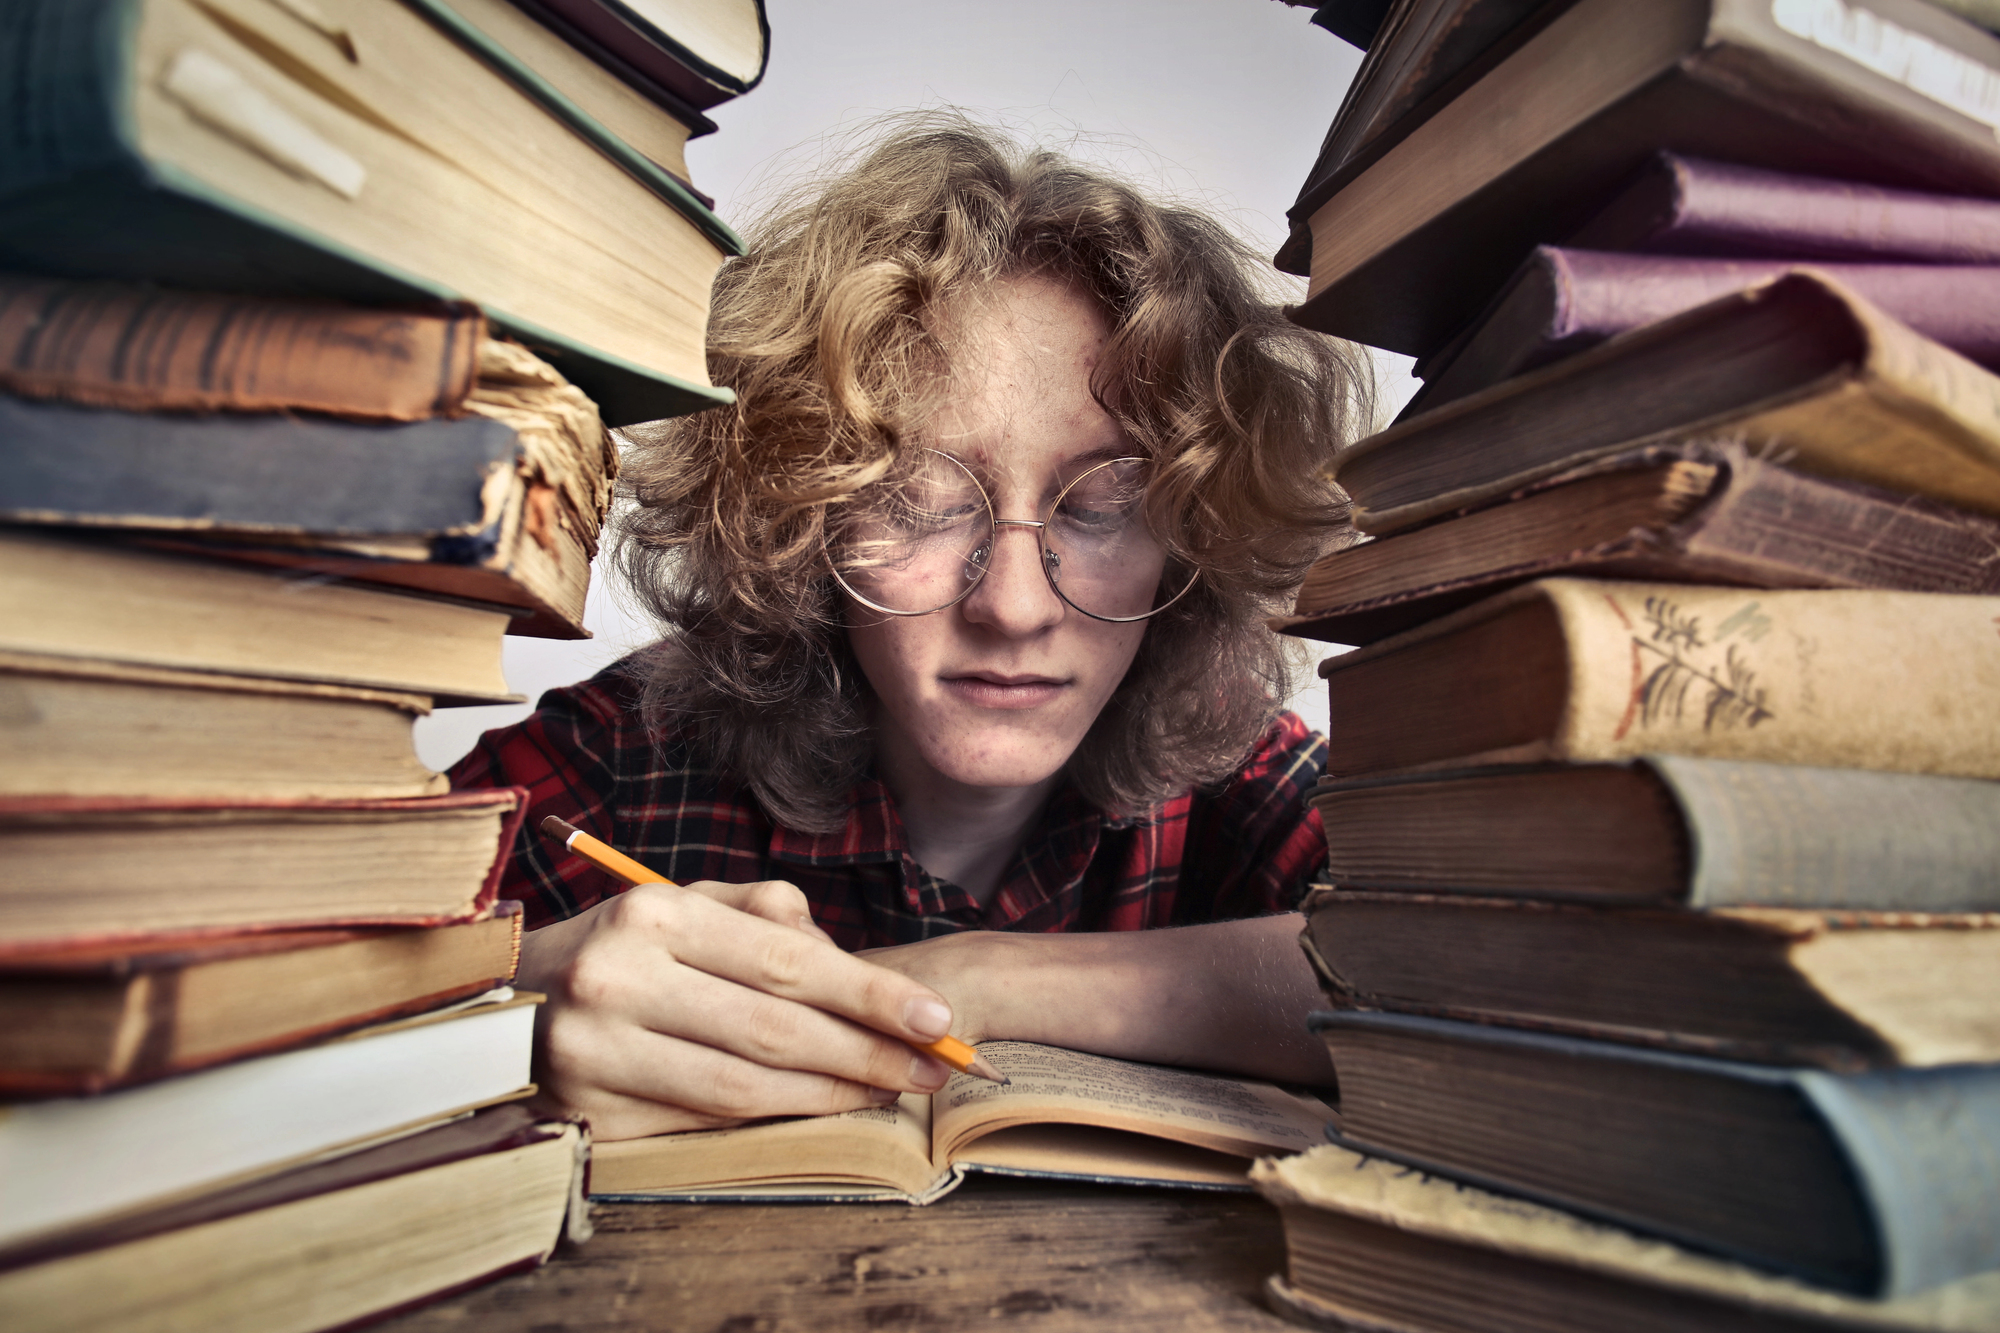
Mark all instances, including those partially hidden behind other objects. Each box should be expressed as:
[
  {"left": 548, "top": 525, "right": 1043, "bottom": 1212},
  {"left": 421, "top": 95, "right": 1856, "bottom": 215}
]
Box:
[{"left": 924, "top": 740, "right": 1073, "bottom": 791}]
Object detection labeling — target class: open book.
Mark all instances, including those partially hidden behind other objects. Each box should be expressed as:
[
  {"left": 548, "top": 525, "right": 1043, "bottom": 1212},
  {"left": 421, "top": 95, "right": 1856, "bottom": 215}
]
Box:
[{"left": 590, "top": 1041, "right": 1334, "bottom": 1204}]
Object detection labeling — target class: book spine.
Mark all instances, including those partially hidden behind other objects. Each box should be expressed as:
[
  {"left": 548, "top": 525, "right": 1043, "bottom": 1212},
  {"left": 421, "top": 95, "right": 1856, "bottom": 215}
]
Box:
[
  {"left": 0, "top": 275, "right": 485, "bottom": 420},
  {"left": 1651, "top": 755, "right": 2000, "bottom": 910},
  {"left": 0, "top": 0, "right": 134, "bottom": 200},
  {"left": 1545, "top": 579, "right": 2000, "bottom": 777},
  {"left": 1577, "top": 152, "right": 2000, "bottom": 262},
  {"left": 1800, "top": 1063, "right": 2000, "bottom": 1297},
  {"left": 1673, "top": 454, "right": 2000, "bottom": 594}
]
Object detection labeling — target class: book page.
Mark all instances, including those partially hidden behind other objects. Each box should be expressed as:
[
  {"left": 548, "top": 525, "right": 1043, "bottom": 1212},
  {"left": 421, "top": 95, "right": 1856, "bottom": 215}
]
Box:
[
  {"left": 932, "top": 1041, "right": 1332, "bottom": 1165},
  {"left": 590, "top": 1094, "right": 939, "bottom": 1198}
]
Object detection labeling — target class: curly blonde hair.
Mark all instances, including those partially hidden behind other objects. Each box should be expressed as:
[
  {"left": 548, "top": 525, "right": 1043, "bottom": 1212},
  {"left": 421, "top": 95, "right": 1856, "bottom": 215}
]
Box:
[{"left": 615, "top": 114, "right": 1372, "bottom": 833}]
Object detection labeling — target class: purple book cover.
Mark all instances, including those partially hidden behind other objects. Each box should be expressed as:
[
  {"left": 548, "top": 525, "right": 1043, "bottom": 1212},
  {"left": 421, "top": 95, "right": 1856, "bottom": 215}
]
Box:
[
  {"left": 1412, "top": 248, "right": 2000, "bottom": 413},
  {"left": 1571, "top": 153, "right": 2000, "bottom": 263}
]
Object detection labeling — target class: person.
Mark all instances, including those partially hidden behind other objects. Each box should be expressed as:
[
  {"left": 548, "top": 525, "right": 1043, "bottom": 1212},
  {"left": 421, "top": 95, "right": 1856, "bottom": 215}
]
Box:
[{"left": 450, "top": 115, "right": 1372, "bottom": 1142}]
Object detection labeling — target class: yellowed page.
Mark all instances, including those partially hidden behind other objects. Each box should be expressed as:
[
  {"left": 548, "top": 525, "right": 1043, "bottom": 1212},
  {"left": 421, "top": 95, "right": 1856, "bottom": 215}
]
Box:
[
  {"left": 932, "top": 1042, "right": 1331, "bottom": 1167},
  {"left": 591, "top": 1095, "right": 941, "bottom": 1198}
]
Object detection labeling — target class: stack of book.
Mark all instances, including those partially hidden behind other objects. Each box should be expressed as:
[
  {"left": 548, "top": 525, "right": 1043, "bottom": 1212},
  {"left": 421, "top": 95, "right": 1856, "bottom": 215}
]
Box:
[
  {"left": 1259, "top": 1, "right": 2000, "bottom": 1328},
  {"left": 0, "top": 0, "right": 768, "bottom": 1327}
]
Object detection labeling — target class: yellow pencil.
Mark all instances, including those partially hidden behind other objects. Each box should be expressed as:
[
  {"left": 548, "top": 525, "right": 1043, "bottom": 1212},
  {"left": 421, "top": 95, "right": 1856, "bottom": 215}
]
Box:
[{"left": 538, "top": 816, "right": 1008, "bottom": 1085}]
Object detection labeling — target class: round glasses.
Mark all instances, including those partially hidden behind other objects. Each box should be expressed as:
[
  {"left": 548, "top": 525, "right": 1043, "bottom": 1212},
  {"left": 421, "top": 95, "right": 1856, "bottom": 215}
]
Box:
[{"left": 827, "top": 450, "right": 1197, "bottom": 623}]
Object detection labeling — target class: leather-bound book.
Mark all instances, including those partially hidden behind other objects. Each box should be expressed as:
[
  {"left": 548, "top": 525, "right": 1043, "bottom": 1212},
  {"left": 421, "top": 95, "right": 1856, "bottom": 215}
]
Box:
[{"left": 1278, "top": 447, "right": 2000, "bottom": 645}]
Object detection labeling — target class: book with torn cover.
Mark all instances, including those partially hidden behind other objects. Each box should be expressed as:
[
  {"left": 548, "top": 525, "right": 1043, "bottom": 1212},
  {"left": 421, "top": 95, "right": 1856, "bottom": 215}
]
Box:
[
  {"left": 592, "top": 1040, "right": 1333, "bottom": 1204},
  {"left": 1252, "top": 1143, "right": 2000, "bottom": 1332},
  {"left": 1277, "top": 446, "right": 2000, "bottom": 645}
]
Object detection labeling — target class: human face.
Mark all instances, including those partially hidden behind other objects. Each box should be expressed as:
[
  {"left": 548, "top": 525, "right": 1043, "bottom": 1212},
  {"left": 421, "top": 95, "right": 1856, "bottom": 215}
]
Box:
[{"left": 844, "top": 275, "right": 1157, "bottom": 794}]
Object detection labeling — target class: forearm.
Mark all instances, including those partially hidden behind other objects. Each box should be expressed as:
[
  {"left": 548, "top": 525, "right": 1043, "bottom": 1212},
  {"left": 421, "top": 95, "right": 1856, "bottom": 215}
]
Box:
[{"left": 878, "top": 914, "right": 1335, "bottom": 1084}]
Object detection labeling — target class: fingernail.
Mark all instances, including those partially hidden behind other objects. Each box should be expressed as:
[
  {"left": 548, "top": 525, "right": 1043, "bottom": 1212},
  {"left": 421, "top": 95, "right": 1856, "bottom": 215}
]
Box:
[
  {"left": 904, "top": 997, "right": 952, "bottom": 1040},
  {"left": 869, "top": 1086, "right": 901, "bottom": 1105},
  {"left": 909, "top": 1052, "right": 951, "bottom": 1089}
]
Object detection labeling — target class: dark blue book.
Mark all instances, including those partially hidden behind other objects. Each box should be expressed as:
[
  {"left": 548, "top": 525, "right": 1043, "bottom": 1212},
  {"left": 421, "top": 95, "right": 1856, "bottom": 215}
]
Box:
[
  {"left": 1311, "top": 1010, "right": 2000, "bottom": 1297},
  {"left": 0, "top": 393, "right": 593, "bottom": 638}
]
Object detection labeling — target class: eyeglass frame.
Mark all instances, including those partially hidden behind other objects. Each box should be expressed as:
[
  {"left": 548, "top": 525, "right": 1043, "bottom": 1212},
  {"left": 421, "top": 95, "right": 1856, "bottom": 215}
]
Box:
[{"left": 823, "top": 449, "right": 1199, "bottom": 624}]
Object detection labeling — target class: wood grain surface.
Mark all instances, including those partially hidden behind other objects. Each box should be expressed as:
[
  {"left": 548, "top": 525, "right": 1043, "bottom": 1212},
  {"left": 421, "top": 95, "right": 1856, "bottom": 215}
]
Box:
[{"left": 377, "top": 1178, "right": 1298, "bottom": 1331}]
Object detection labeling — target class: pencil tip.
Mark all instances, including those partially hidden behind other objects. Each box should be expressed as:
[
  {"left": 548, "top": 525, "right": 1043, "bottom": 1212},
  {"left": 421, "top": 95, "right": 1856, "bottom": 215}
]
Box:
[{"left": 540, "top": 815, "right": 579, "bottom": 843}]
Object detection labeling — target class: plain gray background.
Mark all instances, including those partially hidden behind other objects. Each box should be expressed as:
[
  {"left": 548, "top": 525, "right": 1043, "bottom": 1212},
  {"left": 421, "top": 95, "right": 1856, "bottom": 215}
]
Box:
[{"left": 415, "top": 0, "right": 1411, "bottom": 770}]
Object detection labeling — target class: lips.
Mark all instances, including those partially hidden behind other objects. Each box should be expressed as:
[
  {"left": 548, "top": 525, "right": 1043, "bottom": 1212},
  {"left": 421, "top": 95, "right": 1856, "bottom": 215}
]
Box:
[{"left": 939, "top": 672, "right": 1068, "bottom": 709}]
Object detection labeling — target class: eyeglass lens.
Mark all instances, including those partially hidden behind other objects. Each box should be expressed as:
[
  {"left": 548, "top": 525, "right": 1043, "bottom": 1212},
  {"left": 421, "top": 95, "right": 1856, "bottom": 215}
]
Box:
[{"left": 830, "top": 451, "right": 1192, "bottom": 621}]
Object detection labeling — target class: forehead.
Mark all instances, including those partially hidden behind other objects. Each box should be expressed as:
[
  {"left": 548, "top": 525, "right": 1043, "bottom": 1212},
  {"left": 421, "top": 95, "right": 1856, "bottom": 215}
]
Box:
[{"left": 927, "top": 275, "right": 1123, "bottom": 477}]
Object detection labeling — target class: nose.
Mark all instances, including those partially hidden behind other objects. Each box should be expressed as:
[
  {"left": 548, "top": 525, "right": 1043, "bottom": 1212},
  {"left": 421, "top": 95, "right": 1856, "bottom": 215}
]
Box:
[{"left": 958, "top": 520, "right": 1064, "bottom": 636}]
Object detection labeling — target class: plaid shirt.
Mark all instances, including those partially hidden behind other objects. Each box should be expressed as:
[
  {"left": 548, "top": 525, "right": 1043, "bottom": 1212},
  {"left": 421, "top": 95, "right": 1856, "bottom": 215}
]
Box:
[{"left": 448, "top": 661, "right": 1329, "bottom": 949}]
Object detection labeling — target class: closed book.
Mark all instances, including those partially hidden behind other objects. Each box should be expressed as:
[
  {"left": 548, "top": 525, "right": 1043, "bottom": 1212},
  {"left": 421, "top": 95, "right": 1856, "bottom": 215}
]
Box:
[
  {"left": 1253, "top": 1143, "right": 2000, "bottom": 1333},
  {"left": 1410, "top": 250, "right": 2000, "bottom": 414},
  {"left": 1287, "top": 0, "right": 2000, "bottom": 355},
  {"left": 0, "top": 788, "right": 526, "bottom": 950},
  {"left": 0, "top": 531, "right": 518, "bottom": 704},
  {"left": 0, "top": 655, "right": 441, "bottom": 802},
  {"left": 1309, "top": 756, "right": 2000, "bottom": 911},
  {"left": 0, "top": 992, "right": 539, "bottom": 1254},
  {"left": 1308, "top": 1010, "right": 2000, "bottom": 1296},
  {"left": 1300, "top": 888, "right": 2000, "bottom": 1069},
  {"left": 1, "top": 336, "right": 615, "bottom": 639},
  {"left": 1572, "top": 152, "right": 2000, "bottom": 263},
  {"left": 0, "top": 1106, "right": 587, "bottom": 1333},
  {"left": 1278, "top": 447, "right": 2000, "bottom": 644},
  {"left": 0, "top": 908, "right": 522, "bottom": 1096},
  {"left": 1335, "top": 273, "right": 2000, "bottom": 534},
  {"left": 440, "top": 0, "right": 716, "bottom": 189},
  {"left": 1316, "top": 579, "right": 2000, "bottom": 780},
  {"left": 0, "top": 275, "right": 482, "bottom": 420},
  {"left": 0, "top": 0, "right": 744, "bottom": 425},
  {"left": 513, "top": 0, "right": 769, "bottom": 111}
]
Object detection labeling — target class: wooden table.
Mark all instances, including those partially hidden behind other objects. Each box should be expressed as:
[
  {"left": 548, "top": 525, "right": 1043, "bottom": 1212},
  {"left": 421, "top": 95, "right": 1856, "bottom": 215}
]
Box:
[{"left": 378, "top": 1178, "right": 1301, "bottom": 1331}]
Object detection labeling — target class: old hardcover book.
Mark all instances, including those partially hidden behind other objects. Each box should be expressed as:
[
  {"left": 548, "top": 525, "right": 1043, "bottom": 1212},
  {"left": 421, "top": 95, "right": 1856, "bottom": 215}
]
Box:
[
  {"left": 0, "top": 1106, "right": 587, "bottom": 1333},
  {"left": 1299, "top": 888, "right": 2000, "bottom": 1069},
  {"left": 0, "top": 532, "right": 517, "bottom": 703},
  {"left": 1409, "top": 251, "right": 2000, "bottom": 413},
  {"left": 0, "top": 0, "right": 744, "bottom": 424},
  {"left": 1278, "top": 448, "right": 2000, "bottom": 644},
  {"left": 513, "top": 0, "right": 769, "bottom": 111},
  {"left": 0, "top": 788, "right": 525, "bottom": 950},
  {"left": 1308, "top": 1010, "right": 2000, "bottom": 1296},
  {"left": 1253, "top": 1144, "right": 2000, "bottom": 1333},
  {"left": 1287, "top": 0, "right": 2000, "bottom": 354},
  {"left": 442, "top": 0, "right": 716, "bottom": 186},
  {"left": 593, "top": 1041, "right": 1332, "bottom": 1203},
  {"left": 1571, "top": 152, "right": 2000, "bottom": 262},
  {"left": 2, "top": 337, "right": 616, "bottom": 639},
  {"left": 1309, "top": 756, "right": 2000, "bottom": 910},
  {"left": 0, "top": 992, "right": 539, "bottom": 1253},
  {"left": 0, "top": 908, "right": 522, "bottom": 1096},
  {"left": 0, "top": 655, "right": 442, "bottom": 802},
  {"left": 1334, "top": 274, "right": 2000, "bottom": 534},
  {"left": 0, "top": 275, "right": 482, "bottom": 420},
  {"left": 1316, "top": 579, "right": 2000, "bottom": 780}
]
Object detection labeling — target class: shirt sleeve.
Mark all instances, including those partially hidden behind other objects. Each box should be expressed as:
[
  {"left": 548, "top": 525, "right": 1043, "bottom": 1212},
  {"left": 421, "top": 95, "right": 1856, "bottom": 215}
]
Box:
[
  {"left": 1174, "top": 710, "right": 1329, "bottom": 923},
  {"left": 446, "top": 670, "right": 636, "bottom": 928}
]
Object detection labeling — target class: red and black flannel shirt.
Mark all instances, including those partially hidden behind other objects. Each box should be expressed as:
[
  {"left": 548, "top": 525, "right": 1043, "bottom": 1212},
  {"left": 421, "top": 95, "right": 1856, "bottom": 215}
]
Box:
[{"left": 448, "top": 661, "right": 1329, "bottom": 949}]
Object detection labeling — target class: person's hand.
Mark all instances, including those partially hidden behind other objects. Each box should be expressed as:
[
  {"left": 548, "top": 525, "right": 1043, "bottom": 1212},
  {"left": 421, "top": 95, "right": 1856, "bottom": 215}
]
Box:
[
  {"left": 859, "top": 931, "right": 999, "bottom": 1045},
  {"left": 517, "top": 879, "right": 958, "bottom": 1140}
]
